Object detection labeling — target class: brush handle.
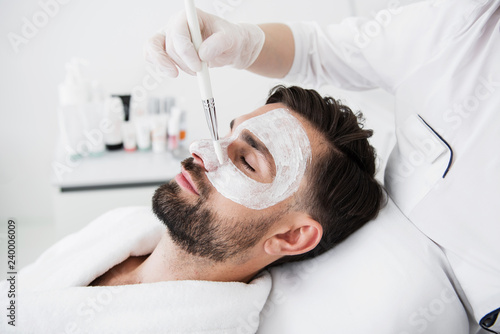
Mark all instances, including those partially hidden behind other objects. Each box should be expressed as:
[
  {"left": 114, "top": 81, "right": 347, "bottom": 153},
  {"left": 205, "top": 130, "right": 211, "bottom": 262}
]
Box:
[{"left": 184, "top": 0, "right": 213, "bottom": 100}]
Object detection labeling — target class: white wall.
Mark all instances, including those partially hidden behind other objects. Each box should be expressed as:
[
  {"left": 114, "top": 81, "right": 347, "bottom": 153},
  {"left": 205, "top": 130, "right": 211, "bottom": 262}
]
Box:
[{"left": 0, "top": 0, "right": 395, "bottom": 235}]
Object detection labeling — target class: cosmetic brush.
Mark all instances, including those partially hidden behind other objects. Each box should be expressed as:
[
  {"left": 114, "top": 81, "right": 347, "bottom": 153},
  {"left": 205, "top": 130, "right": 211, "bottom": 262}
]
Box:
[{"left": 184, "top": 0, "right": 224, "bottom": 164}]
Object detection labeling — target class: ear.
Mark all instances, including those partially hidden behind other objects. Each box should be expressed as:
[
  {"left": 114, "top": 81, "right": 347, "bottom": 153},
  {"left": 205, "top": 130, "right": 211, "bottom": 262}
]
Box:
[{"left": 264, "top": 214, "right": 323, "bottom": 257}]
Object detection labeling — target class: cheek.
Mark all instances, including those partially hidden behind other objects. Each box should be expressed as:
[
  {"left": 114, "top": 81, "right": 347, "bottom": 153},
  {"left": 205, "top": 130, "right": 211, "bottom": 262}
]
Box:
[
  {"left": 208, "top": 188, "right": 287, "bottom": 223},
  {"left": 209, "top": 190, "right": 255, "bottom": 219},
  {"left": 206, "top": 162, "right": 258, "bottom": 200}
]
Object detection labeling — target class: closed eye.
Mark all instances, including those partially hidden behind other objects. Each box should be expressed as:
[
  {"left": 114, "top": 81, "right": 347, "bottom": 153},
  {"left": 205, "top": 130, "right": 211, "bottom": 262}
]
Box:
[{"left": 240, "top": 156, "right": 255, "bottom": 172}]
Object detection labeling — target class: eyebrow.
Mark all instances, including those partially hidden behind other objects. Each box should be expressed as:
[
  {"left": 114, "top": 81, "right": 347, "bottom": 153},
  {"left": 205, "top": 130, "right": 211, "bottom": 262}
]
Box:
[{"left": 230, "top": 119, "right": 235, "bottom": 131}]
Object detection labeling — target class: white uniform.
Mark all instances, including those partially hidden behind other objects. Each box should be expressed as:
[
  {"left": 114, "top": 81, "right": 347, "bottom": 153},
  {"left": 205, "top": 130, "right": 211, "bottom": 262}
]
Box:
[{"left": 284, "top": 0, "right": 500, "bottom": 330}]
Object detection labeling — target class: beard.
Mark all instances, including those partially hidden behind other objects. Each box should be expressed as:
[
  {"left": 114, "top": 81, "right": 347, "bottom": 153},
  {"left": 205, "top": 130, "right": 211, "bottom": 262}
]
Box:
[{"left": 152, "top": 157, "right": 277, "bottom": 263}]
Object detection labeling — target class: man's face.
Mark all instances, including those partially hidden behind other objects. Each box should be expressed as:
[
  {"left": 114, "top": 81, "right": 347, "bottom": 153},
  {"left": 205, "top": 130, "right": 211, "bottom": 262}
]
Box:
[{"left": 152, "top": 103, "right": 314, "bottom": 262}]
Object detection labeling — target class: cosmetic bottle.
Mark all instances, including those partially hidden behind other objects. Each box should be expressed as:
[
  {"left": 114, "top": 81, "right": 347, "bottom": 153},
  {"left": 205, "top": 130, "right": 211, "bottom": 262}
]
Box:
[
  {"left": 58, "top": 59, "right": 90, "bottom": 107},
  {"left": 117, "top": 95, "right": 136, "bottom": 152},
  {"left": 161, "top": 96, "right": 174, "bottom": 115},
  {"left": 57, "top": 59, "right": 91, "bottom": 159},
  {"left": 85, "top": 80, "right": 106, "bottom": 156},
  {"left": 133, "top": 99, "right": 151, "bottom": 151},
  {"left": 149, "top": 97, "right": 168, "bottom": 153},
  {"left": 104, "top": 96, "right": 124, "bottom": 150},
  {"left": 168, "top": 106, "right": 181, "bottom": 152},
  {"left": 152, "top": 114, "right": 168, "bottom": 153},
  {"left": 179, "top": 106, "right": 187, "bottom": 149},
  {"left": 122, "top": 122, "right": 136, "bottom": 152},
  {"left": 175, "top": 97, "right": 188, "bottom": 157}
]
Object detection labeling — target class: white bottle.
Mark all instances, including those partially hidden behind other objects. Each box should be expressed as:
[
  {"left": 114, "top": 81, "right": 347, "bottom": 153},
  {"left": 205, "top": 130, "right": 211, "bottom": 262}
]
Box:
[
  {"left": 151, "top": 113, "right": 168, "bottom": 153},
  {"left": 168, "top": 106, "right": 181, "bottom": 152},
  {"left": 122, "top": 121, "right": 136, "bottom": 152},
  {"left": 85, "top": 80, "right": 106, "bottom": 156},
  {"left": 57, "top": 59, "right": 91, "bottom": 159},
  {"left": 135, "top": 115, "right": 152, "bottom": 151},
  {"left": 179, "top": 107, "right": 187, "bottom": 149},
  {"left": 132, "top": 98, "right": 151, "bottom": 151},
  {"left": 58, "top": 59, "right": 90, "bottom": 106},
  {"left": 149, "top": 97, "right": 168, "bottom": 153},
  {"left": 104, "top": 97, "right": 124, "bottom": 150}
]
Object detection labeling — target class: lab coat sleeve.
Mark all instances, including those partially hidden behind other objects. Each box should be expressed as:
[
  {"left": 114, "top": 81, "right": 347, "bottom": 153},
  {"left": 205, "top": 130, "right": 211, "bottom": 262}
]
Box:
[{"left": 284, "top": 0, "right": 481, "bottom": 93}]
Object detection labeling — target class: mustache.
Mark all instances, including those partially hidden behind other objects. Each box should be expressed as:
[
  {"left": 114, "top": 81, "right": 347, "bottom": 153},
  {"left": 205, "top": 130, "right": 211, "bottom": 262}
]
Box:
[
  {"left": 181, "top": 157, "right": 203, "bottom": 174},
  {"left": 181, "top": 157, "right": 211, "bottom": 197}
]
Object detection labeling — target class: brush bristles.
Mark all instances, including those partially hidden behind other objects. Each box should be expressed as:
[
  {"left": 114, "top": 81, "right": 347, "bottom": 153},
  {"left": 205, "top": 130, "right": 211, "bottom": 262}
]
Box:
[{"left": 213, "top": 140, "right": 224, "bottom": 164}]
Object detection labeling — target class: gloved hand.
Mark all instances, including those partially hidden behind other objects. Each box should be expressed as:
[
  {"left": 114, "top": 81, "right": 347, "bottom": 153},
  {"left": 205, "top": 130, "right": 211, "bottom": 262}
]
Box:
[{"left": 145, "top": 9, "right": 265, "bottom": 77}]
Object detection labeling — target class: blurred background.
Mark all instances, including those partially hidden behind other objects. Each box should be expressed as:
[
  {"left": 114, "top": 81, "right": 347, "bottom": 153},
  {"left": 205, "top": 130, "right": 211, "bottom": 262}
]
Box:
[{"left": 0, "top": 0, "right": 398, "bottom": 269}]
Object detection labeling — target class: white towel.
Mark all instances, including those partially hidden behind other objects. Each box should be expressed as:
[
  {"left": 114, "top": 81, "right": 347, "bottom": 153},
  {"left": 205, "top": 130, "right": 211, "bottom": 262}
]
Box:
[{"left": 0, "top": 207, "right": 272, "bottom": 334}]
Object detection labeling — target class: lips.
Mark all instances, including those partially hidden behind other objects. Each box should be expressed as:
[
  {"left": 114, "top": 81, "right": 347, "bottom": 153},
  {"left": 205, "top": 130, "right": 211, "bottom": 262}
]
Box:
[{"left": 175, "top": 168, "right": 200, "bottom": 195}]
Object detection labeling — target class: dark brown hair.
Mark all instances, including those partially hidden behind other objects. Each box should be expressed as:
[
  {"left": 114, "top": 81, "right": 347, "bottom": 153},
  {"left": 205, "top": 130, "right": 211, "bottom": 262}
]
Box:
[{"left": 266, "top": 85, "right": 386, "bottom": 266}]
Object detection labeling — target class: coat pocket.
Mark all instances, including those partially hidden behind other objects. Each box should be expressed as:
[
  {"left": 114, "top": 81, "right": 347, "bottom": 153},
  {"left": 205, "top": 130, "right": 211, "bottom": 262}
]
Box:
[{"left": 384, "top": 114, "right": 453, "bottom": 214}]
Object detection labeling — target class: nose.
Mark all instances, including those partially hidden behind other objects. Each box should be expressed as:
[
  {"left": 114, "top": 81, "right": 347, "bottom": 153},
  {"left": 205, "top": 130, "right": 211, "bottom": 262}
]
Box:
[
  {"left": 189, "top": 139, "right": 227, "bottom": 172},
  {"left": 191, "top": 152, "right": 207, "bottom": 171}
]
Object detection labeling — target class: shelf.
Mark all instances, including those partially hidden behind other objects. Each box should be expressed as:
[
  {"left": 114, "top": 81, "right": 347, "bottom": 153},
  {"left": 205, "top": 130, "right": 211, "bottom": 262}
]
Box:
[{"left": 51, "top": 148, "right": 189, "bottom": 191}]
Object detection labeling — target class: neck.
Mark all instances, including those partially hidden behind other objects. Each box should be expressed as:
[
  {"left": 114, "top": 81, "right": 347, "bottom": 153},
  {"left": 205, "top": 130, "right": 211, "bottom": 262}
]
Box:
[{"left": 131, "top": 232, "right": 264, "bottom": 284}]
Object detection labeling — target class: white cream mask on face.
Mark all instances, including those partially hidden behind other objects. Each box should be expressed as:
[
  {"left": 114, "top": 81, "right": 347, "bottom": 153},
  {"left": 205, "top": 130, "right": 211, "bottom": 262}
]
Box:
[{"left": 189, "top": 108, "right": 312, "bottom": 210}]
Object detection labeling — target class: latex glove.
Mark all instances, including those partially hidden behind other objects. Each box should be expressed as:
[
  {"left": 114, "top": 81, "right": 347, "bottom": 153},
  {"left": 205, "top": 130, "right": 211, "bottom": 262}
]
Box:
[{"left": 145, "top": 9, "right": 265, "bottom": 77}]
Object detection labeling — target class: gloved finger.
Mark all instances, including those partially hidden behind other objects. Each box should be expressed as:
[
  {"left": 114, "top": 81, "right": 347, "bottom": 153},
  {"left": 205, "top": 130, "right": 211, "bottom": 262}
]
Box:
[
  {"left": 145, "top": 48, "right": 179, "bottom": 78},
  {"left": 144, "top": 33, "right": 179, "bottom": 77},
  {"left": 166, "top": 11, "right": 200, "bottom": 75},
  {"left": 171, "top": 32, "right": 202, "bottom": 73},
  {"left": 165, "top": 35, "right": 196, "bottom": 76},
  {"left": 199, "top": 31, "right": 234, "bottom": 66}
]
